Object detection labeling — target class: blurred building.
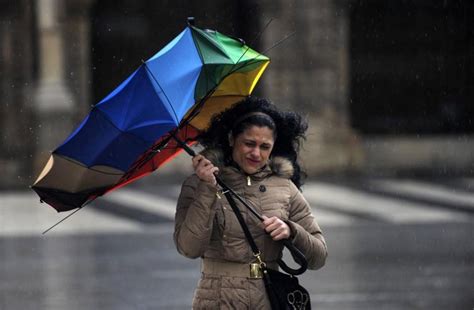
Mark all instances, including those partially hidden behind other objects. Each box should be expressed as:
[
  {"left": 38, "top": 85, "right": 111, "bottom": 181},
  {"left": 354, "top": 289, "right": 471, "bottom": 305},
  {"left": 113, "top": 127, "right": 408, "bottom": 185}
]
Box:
[{"left": 1, "top": 0, "right": 473, "bottom": 188}]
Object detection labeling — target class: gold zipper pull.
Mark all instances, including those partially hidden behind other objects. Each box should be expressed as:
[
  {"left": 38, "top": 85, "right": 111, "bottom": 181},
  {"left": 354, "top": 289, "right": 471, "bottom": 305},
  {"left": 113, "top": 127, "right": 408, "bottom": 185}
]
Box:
[{"left": 247, "top": 176, "right": 251, "bottom": 186}]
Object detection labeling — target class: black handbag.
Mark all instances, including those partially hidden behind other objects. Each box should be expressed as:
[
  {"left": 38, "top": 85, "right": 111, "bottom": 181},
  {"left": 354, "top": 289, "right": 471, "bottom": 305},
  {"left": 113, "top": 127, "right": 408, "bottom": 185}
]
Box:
[
  {"left": 224, "top": 192, "right": 311, "bottom": 310},
  {"left": 261, "top": 267, "right": 311, "bottom": 310}
]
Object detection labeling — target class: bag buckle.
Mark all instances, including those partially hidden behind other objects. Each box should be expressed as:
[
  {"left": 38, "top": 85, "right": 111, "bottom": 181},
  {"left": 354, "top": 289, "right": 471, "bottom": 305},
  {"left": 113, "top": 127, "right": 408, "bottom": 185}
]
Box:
[
  {"left": 250, "top": 252, "right": 265, "bottom": 278},
  {"left": 249, "top": 263, "right": 263, "bottom": 278}
]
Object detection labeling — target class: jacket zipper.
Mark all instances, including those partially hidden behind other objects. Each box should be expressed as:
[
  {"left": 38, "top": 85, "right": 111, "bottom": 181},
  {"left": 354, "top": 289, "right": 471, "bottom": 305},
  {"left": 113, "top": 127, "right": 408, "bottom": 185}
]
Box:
[{"left": 247, "top": 176, "right": 251, "bottom": 186}]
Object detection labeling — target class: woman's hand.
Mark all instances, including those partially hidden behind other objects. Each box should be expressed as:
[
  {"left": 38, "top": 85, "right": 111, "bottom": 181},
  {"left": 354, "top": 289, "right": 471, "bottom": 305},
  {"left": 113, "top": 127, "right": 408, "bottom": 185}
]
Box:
[
  {"left": 192, "top": 154, "right": 219, "bottom": 185},
  {"left": 262, "top": 215, "right": 291, "bottom": 241}
]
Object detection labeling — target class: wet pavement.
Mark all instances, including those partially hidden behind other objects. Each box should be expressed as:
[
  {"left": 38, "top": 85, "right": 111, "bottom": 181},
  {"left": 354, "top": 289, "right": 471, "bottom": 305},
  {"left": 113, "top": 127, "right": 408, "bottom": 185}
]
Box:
[{"left": 1, "top": 177, "right": 474, "bottom": 309}]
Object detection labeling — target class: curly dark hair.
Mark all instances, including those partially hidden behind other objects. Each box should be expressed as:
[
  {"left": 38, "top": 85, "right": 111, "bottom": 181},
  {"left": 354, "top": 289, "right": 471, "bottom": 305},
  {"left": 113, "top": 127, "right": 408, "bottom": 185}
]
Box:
[{"left": 198, "top": 96, "right": 308, "bottom": 188}]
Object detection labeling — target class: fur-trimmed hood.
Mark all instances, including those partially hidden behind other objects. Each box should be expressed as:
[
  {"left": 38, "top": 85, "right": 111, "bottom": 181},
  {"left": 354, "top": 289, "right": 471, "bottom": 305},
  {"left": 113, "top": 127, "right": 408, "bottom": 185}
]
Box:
[{"left": 200, "top": 148, "right": 294, "bottom": 179}]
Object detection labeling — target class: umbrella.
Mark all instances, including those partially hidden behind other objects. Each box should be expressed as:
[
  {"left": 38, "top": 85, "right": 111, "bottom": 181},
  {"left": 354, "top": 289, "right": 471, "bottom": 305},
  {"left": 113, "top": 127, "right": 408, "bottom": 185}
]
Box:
[{"left": 32, "top": 19, "right": 270, "bottom": 212}]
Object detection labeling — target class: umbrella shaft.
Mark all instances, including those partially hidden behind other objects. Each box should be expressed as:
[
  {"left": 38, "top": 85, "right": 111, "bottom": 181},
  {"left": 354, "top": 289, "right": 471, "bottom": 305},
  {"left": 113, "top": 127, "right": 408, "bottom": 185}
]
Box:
[{"left": 172, "top": 133, "right": 197, "bottom": 157}]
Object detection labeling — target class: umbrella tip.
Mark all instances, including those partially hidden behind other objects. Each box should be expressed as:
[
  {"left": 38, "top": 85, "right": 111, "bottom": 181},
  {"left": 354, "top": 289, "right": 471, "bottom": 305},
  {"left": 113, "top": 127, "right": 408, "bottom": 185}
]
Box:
[{"left": 187, "top": 16, "right": 195, "bottom": 26}]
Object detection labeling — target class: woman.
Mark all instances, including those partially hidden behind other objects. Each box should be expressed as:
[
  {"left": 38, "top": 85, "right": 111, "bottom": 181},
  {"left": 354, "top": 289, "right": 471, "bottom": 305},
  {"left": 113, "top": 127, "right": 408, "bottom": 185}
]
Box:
[{"left": 174, "top": 96, "right": 328, "bottom": 309}]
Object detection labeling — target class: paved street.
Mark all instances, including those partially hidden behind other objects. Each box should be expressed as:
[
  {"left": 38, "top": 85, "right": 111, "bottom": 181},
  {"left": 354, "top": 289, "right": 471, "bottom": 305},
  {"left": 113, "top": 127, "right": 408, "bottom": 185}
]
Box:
[{"left": 1, "top": 176, "right": 474, "bottom": 309}]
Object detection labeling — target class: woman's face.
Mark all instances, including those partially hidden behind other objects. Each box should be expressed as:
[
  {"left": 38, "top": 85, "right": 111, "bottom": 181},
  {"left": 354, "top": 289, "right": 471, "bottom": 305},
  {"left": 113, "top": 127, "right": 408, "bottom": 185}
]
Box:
[{"left": 230, "top": 125, "right": 275, "bottom": 174}]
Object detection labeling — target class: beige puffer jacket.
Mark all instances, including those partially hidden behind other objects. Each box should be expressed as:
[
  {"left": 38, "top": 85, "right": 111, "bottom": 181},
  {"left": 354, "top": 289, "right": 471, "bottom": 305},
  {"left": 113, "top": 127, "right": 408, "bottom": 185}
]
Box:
[{"left": 174, "top": 150, "right": 328, "bottom": 309}]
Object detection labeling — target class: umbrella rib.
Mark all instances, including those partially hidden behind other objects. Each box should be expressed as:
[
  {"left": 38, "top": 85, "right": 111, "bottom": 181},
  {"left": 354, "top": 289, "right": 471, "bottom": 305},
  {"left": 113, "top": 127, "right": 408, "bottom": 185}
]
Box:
[
  {"left": 222, "top": 29, "right": 294, "bottom": 82},
  {"left": 42, "top": 206, "right": 84, "bottom": 234},
  {"left": 260, "top": 31, "right": 296, "bottom": 55},
  {"left": 234, "top": 18, "right": 273, "bottom": 66},
  {"left": 142, "top": 63, "right": 180, "bottom": 125},
  {"left": 119, "top": 134, "right": 173, "bottom": 182}
]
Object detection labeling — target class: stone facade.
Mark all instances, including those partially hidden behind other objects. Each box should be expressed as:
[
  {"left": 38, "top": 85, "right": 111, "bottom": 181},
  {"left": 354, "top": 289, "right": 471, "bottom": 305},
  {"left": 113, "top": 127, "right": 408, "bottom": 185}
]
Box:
[{"left": 260, "top": 0, "right": 363, "bottom": 173}]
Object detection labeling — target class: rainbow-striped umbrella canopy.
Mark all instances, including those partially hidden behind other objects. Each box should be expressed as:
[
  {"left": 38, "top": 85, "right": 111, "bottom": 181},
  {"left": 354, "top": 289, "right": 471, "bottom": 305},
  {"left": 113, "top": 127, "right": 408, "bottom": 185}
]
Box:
[{"left": 32, "top": 23, "right": 270, "bottom": 212}]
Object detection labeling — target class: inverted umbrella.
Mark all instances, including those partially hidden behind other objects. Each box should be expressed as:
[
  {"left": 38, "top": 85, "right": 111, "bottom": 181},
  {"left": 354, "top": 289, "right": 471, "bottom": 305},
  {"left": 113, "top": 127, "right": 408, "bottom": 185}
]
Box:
[{"left": 32, "top": 20, "right": 269, "bottom": 212}]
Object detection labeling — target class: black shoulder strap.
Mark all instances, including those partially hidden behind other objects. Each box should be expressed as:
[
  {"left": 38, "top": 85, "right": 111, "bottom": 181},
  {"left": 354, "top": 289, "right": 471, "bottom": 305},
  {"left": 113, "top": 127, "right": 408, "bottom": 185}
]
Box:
[
  {"left": 223, "top": 191, "right": 260, "bottom": 255},
  {"left": 223, "top": 191, "right": 308, "bottom": 275}
]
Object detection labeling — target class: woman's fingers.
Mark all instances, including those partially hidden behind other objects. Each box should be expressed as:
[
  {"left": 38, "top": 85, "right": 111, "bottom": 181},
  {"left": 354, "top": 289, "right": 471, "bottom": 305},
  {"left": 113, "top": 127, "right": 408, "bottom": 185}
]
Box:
[
  {"left": 263, "top": 216, "right": 279, "bottom": 231},
  {"left": 193, "top": 155, "right": 218, "bottom": 185},
  {"left": 270, "top": 227, "right": 289, "bottom": 240},
  {"left": 195, "top": 161, "right": 218, "bottom": 176},
  {"left": 191, "top": 154, "right": 202, "bottom": 168},
  {"left": 197, "top": 167, "right": 218, "bottom": 184},
  {"left": 204, "top": 166, "right": 219, "bottom": 185},
  {"left": 192, "top": 155, "right": 210, "bottom": 169},
  {"left": 262, "top": 216, "right": 290, "bottom": 240}
]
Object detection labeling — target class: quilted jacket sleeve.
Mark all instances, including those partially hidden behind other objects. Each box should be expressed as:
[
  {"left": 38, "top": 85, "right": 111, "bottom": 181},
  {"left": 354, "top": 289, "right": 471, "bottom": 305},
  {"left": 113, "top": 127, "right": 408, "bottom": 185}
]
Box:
[
  {"left": 286, "top": 181, "right": 328, "bottom": 270},
  {"left": 174, "top": 174, "right": 218, "bottom": 259}
]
